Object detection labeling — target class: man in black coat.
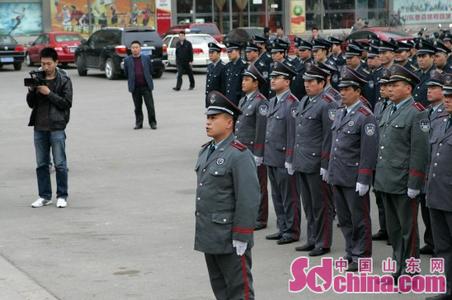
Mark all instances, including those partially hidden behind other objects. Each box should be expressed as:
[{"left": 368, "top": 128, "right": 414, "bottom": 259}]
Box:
[{"left": 173, "top": 31, "right": 195, "bottom": 91}]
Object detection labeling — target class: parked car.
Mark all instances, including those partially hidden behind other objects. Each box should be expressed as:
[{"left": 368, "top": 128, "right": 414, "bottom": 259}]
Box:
[
  {"left": 26, "top": 32, "right": 83, "bottom": 67},
  {"left": 0, "top": 34, "right": 25, "bottom": 71},
  {"left": 164, "top": 23, "right": 223, "bottom": 43},
  {"left": 346, "top": 27, "right": 413, "bottom": 43},
  {"left": 162, "top": 33, "right": 229, "bottom": 68},
  {"left": 75, "top": 27, "right": 165, "bottom": 80}
]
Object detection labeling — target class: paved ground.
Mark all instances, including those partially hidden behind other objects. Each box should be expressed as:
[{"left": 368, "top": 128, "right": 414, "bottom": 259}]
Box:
[{"left": 0, "top": 64, "right": 435, "bottom": 300}]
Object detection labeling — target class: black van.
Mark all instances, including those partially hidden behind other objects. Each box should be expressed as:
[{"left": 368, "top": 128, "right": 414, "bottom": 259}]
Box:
[{"left": 75, "top": 27, "right": 165, "bottom": 80}]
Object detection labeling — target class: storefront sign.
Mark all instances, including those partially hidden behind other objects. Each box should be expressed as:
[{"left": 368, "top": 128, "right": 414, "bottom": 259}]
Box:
[{"left": 290, "top": 0, "right": 306, "bottom": 34}]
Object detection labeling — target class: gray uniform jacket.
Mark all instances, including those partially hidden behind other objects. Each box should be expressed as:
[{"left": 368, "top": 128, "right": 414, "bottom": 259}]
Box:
[
  {"left": 427, "top": 114, "right": 452, "bottom": 212},
  {"left": 292, "top": 92, "right": 338, "bottom": 173},
  {"left": 194, "top": 134, "right": 260, "bottom": 254},
  {"left": 235, "top": 91, "right": 269, "bottom": 158},
  {"left": 374, "top": 98, "right": 390, "bottom": 123},
  {"left": 263, "top": 90, "right": 299, "bottom": 168},
  {"left": 328, "top": 102, "right": 378, "bottom": 187},
  {"left": 374, "top": 98, "right": 429, "bottom": 194}
]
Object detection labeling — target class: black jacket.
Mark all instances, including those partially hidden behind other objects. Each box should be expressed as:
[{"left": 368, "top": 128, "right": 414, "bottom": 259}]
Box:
[
  {"left": 176, "top": 40, "right": 193, "bottom": 64},
  {"left": 26, "top": 70, "right": 73, "bottom": 130}
]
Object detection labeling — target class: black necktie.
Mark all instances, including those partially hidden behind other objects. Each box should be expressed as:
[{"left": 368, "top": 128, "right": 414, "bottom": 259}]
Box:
[
  {"left": 241, "top": 96, "right": 248, "bottom": 109},
  {"left": 382, "top": 100, "right": 388, "bottom": 112},
  {"left": 206, "top": 143, "right": 215, "bottom": 160},
  {"left": 273, "top": 97, "right": 278, "bottom": 109},
  {"left": 390, "top": 105, "right": 397, "bottom": 115},
  {"left": 428, "top": 107, "right": 434, "bottom": 119},
  {"left": 343, "top": 109, "right": 348, "bottom": 119}
]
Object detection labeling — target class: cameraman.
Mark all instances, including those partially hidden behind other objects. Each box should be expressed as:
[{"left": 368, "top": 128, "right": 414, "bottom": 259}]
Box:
[{"left": 26, "top": 47, "right": 73, "bottom": 208}]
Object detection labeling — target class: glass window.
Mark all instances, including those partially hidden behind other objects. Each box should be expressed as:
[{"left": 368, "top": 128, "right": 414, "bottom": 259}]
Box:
[
  {"left": 196, "top": 0, "right": 213, "bottom": 13},
  {"left": 188, "top": 35, "right": 215, "bottom": 44},
  {"left": 268, "top": 14, "right": 282, "bottom": 32},
  {"left": 268, "top": 0, "right": 283, "bottom": 12},
  {"left": 55, "top": 34, "right": 82, "bottom": 42},
  {"left": 250, "top": 2, "right": 266, "bottom": 13},
  {"left": 177, "top": 0, "right": 194, "bottom": 14},
  {"left": 177, "top": 16, "right": 193, "bottom": 24},
  {"left": 0, "top": 35, "right": 16, "bottom": 44},
  {"left": 324, "top": 12, "right": 355, "bottom": 29},
  {"left": 249, "top": 14, "right": 266, "bottom": 27},
  {"left": 170, "top": 37, "right": 180, "bottom": 47}
]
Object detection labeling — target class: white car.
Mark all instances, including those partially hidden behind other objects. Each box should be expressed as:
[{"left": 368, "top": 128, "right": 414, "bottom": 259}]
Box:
[{"left": 162, "top": 33, "right": 229, "bottom": 68}]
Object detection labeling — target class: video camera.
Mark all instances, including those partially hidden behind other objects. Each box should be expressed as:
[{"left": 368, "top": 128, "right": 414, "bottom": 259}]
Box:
[{"left": 24, "top": 70, "right": 47, "bottom": 87}]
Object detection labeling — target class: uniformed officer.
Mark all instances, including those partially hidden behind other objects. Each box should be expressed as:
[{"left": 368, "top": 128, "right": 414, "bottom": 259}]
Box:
[
  {"left": 425, "top": 73, "right": 452, "bottom": 300},
  {"left": 292, "top": 64, "right": 338, "bottom": 256},
  {"left": 327, "top": 36, "right": 346, "bottom": 69},
  {"left": 291, "top": 39, "right": 313, "bottom": 101},
  {"left": 329, "top": 68, "right": 378, "bottom": 271},
  {"left": 253, "top": 35, "right": 273, "bottom": 68},
  {"left": 268, "top": 39, "right": 292, "bottom": 99},
  {"left": 394, "top": 41, "right": 418, "bottom": 72},
  {"left": 434, "top": 40, "right": 452, "bottom": 74},
  {"left": 246, "top": 41, "right": 270, "bottom": 99},
  {"left": 235, "top": 64, "right": 270, "bottom": 231},
  {"left": 195, "top": 90, "right": 260, "bottom": 300},
  {"left": 374, "top": 39, "right": 398, "bottom": 109},
  {"left": 444, "top": 32, "right": 452, "bottom": 66},
  {"left": 205, "top": 42, "right": 226, "bottom": 107},
  {"left": 318, "top": 61, "right": 342, "bottom": 103},
  {"left": 374, "top": 64, "right": 429, "bottom": 280},
  {"left": 263, "top": 62, "right": 301, "bottom": 245},
  {"left": 289, "top": 37, "right": 302, "bottom": 70},
  {"left": 414, "top": 40, "right": 437, "bottom": 107},
  {"left": 224, "top": 42, "right": 247, "bottom": 105},
  {"left": 312, "top": 38, "right": 332, "bottom": 64},
  {"left": 367, "top": 43, "right": 384, "bottom": 109}
]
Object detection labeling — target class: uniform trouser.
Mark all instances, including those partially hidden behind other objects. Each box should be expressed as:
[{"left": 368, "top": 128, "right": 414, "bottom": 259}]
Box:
[
  {"left": 381, "top": 192, "right": 419, "bottom": 277},
  {"left": 296, "top": 171, "right": 333, "bottom": 249},
  {"left": 429, "top": 208, "right": 452, "bottom": 296},
  {"left": 333, "top": 185, "right": 372, "bottom": 262},
  {"left": 256, "top": 164, "right": 269, "bottom": 226},
  {"left": 205, "top": 250, "right": 254, "bottom": 300},
  {"left": 175, "top": 62, "right": 195, "bottom": 89},
  {"left": 131, "top": 86, "right": 156, "bottom": 126},
  {"left": 374, "top": 190, "right": 387, "bottom": 234},
  {"left": 419, "top": 193, "right": 434, "bottom": 249},
  {"left": 267, "top": 166, "right": 301, "bottom": 239}
]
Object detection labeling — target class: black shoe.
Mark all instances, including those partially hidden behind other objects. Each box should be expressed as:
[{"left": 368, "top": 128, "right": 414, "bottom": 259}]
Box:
[
  {"left": 277, "top": 236, "right": 298, "bottom": 245},
  {"left": 372, "top": 230, "right": 388, "bottom": 241},
  {"left": 254, "top": 223, "right": 267, "bottom": 231},
  {"left": 420, "top": 245, "right": 434, "bottom": 255},
  {"left": 173, "top": 87, "right": 180, "bottom": 91},
  {"left": 309, "top": 247, "right": 330, "bottom": 256},
  {"left": 134, "top": 125, "right": 143, "bottom": 130},
  {"left": 426, "top": 294, "right": 452, "bottom": 300},
  {"left": 189, "top": 86, "right": 194, "bottom": 90},
  {"left": 265, "top": 232, "right": 282, "bottom": 240},
  {"left": 347, "top": 261, "right": 359, "bottom": 272},
  {"left": 150, "top": 123, "right": 157, "bottom": 130},
  {"left": 295, "top": 243, "right": 315, "bottom": 252}
]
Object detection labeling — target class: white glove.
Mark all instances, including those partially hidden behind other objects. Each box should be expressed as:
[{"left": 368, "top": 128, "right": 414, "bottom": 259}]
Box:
[
  {"left": 355, "top": 182, "right": 370, "bottom": 196},
  {"left": 285, "top": 162, "right": 294, "bottom": 175},
  {"left": 320, "top": 168, "right": 328, "bottom": 182},
  {"left": 254, "top": 156, "right": 263, "bottom": 167},
  {"left": 407, "top": 188, "right": 420, "bottom": 199},
  {"left": 232, "top": 240, "right": 248, "bottom": 256}
]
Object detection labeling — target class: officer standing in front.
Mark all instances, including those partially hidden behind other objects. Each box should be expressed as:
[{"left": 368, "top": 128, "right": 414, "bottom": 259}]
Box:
[
  {"left": 425, "top": 73, "right": 452, "bottom": 300},
  {"left": 328, "top": 68, "right": 378, "bottom": 271},
  {"left": 235, "top": 64, "right": 269, "bottom": 230},
  {"left": 292, "top": 64, "right": 337, "bottom": 256},
  {"left": 194, "top": 91, "right": 260, "bottom": 300},
  {"left": 224, "top": 42, "right": 247, "bottom": 105},
  {"left": 264, "top": 62, "right": 301, "bottom": 245},
  {"left": 374, "top": 65, "right": 429, "bottom": 280},
  {"left": 205, "top": 43, "right": 225, "bottom": 107}
]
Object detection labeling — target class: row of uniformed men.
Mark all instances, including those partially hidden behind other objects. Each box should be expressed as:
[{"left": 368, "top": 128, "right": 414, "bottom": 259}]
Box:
[{"left": 195, "top": 56, "right": 452, "bottom": 299}]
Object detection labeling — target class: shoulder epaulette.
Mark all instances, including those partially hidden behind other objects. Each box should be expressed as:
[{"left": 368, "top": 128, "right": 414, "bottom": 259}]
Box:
[
  {"left": 413, "top": 102, "right": 425, "bottom": 111},
  {"left": 358, "top": 106, "right": 371, "bottom": 116},
  {"left": 287, "top": 94, "right": 298, "bottom": 102},
  {"left": 255, "top": 92, "right": 266, "bottom": 101},
  {"left": 231, "top": 140, "right": 247, "bottom": 151},
  {"left": 322, "top": 93, "right": 334, "bottom": 103}
]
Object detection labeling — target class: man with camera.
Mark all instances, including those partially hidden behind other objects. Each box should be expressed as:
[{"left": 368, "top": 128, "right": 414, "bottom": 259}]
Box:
[{"left": 26, "top": 47, "right": 73, "bottom": 208}]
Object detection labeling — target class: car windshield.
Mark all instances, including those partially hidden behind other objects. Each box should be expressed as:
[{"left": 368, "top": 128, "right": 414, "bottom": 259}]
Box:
[
  {"left": 124, "top": 31, "right": 162, "bottom": 47},
  {"left": 191, "top": 25, "right": 218, "bottom": 35},
  {"left": 0, "top": 35, "right": 16, "bottom": 44},
  {"left": 55, "top": 34, "right": 82, "bottom": 42},
  {"left": 188, "top": 35, "right": 215, "bottom": 45}
]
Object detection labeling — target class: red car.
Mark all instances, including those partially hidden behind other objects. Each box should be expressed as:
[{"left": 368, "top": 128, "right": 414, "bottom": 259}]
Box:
[
  {"left": 164, "top": 23, "right": 223, "bottom": 43},
  {"left": 26, "top": 32, "right": 83, "bottom": 66},
  {"left": 346, "top": 27, "right": 413, "bottom": 43}
]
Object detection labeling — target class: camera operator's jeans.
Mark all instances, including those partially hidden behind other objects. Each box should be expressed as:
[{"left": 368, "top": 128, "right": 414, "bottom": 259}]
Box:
[{"left": 34, "top": 129, "right": 68, "bottom": 200}]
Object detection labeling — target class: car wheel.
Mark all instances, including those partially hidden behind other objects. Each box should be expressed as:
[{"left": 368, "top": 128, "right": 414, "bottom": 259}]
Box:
[
  {"left": 76, "top": 56, "right": 88, "bottom": 76},
  {"left": 104, "top": 58, "right": 117, "bottom": 80},
  {"left": 153, "top": 69, "right": 163, "bottom": 79},
  {"left": 26, "top": 53, "right": 34, "bottom": 66},
  {"left": 13, "top": 62, "right": 22, "bottom": 71}
]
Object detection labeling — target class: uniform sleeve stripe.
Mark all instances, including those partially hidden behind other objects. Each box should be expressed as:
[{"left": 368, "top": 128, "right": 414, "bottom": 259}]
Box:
[
  {"left": 232, "top": 227, "right": 254, "bottom": 234},
  {"left": 254, "top": 144, "right": 264, "bottom": 150},
  {"left": 286, "top": 149, "right": 293, "bottom": 156},
  {"left": 321, "top": 152, "right": 330, "bottom": 159},
  {"left": 409, "top": 169, "right": 425, "bottom": 178},
  {"left": 358, "top": 169, "right": 373, "bottom": 175}
]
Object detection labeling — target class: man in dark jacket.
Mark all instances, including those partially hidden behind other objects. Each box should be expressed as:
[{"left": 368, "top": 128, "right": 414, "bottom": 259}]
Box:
[
  {"left": 173, "top": 31, "right": 195, "bottom": 91},
  {"left": 124, "top": 40, "right": 157, "bottom": 129},
  {"left": 26, "top": 47, "right": 72, "bottom": 209}
]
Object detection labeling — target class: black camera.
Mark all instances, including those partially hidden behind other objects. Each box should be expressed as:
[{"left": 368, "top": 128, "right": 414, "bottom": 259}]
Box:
[{"left": 24, "top": 70, "right": 47, "bottom": 87}]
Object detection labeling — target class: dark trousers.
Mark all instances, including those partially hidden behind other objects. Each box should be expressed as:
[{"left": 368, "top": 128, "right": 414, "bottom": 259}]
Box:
[
  {"left": 374, "top": 189, "right": 387, "bottom": 234},
  {"left": 34, "top": 129, "right": 68, "bottom": 200},
  {"left": 296, "top": 171, "right": 333, "bottom": 249},
  {"left": 256, "top": 164, "right": 269, "bottom": 226},
  {"left": 176, "top": 62, "right": 195, "bottom": 89},
  {"left": 333, "top": 185, "right": 372, "bottom": 262},
  {"left": 267, "top": 166, "right": 301, "bottom": 240},
  {"left": 419, "top": 193, "right": 434, "bottom": 249},
  {"left": 429, "top": 208, "right": 452, "bottom": 296},
  {"left": 205, "top": 250, "right": 254, "bottom": 300},
  {"left": 381, "top": 192, "right": 419, "bottom": 277},
  {"left": 131, "top": 86, "right": 156, "bottom": 126}
]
